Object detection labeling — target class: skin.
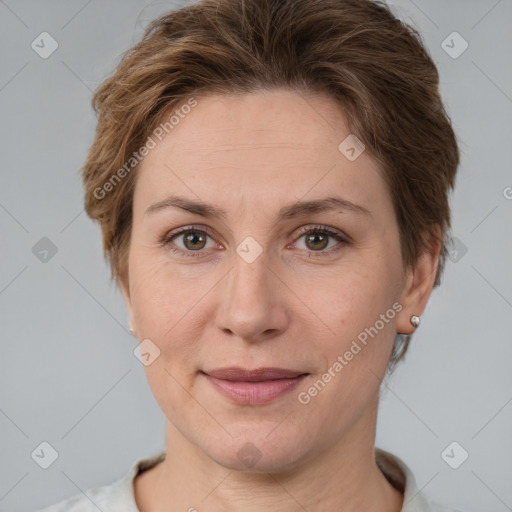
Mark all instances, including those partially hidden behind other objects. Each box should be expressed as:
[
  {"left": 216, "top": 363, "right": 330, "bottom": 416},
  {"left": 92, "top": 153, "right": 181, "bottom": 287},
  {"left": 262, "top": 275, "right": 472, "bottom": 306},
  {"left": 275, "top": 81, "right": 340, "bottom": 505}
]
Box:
[{"left": 120, "top": 89, "right": 441, "bottom": 512}]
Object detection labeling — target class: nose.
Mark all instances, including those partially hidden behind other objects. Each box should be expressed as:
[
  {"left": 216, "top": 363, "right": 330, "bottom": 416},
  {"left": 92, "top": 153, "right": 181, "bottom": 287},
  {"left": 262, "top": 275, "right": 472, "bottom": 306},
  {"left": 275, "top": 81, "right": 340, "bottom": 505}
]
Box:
[{"left": 215, "top": 248, "right": 290, "bottom": 343}]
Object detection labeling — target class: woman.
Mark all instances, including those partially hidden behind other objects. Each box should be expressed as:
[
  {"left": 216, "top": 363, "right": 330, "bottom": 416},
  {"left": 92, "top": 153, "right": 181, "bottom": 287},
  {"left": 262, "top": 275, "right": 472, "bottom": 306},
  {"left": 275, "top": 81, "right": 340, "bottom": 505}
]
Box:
[{"left": 39, "top": 0, "right": 462, "bottom": 510}]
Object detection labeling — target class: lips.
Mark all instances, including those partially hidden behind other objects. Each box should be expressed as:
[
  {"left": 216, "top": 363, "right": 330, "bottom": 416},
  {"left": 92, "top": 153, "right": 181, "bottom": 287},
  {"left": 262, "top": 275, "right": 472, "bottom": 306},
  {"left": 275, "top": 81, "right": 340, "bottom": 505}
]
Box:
[
  {"left": 204, "top": 367, "right": 307, "bottom": 381},
  {"left": 201, "top": 367, "right": 309, "bottom": 405}
]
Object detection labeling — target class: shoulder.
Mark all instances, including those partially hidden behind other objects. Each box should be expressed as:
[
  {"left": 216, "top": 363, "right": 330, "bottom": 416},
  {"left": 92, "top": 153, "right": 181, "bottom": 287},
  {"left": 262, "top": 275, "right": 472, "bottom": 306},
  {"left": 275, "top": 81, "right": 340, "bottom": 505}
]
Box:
[
  {"left": 375, "top": 447, "right": 464, "bottom": 512},
  {"left": 427, "top": 501, "right": 465, "bottom": 512},
  {"left": 34, "top": 451, "right": 165, "bottom": 512},
  {"left": 35, "top": 473, "right": 135, "bottom": 512},
  {"left": 35, "top": 482, "right": 114, "bottom": 511}
]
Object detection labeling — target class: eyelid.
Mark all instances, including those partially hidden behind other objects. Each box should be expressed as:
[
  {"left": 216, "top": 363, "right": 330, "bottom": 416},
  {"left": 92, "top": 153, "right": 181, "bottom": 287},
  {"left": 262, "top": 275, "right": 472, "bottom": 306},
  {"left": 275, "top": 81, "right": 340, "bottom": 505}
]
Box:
[
  {"left": 162, "top": 223, "right": 349, "bottom": 258},
  {"left": 289, "top": 225, "right": 349, "bottom": 256},
  {"left": 292, "top": 224, "right": 349, "bottom": 243},
  {"left": 162, "top": 224, "right": 221, "bottom": 250}
]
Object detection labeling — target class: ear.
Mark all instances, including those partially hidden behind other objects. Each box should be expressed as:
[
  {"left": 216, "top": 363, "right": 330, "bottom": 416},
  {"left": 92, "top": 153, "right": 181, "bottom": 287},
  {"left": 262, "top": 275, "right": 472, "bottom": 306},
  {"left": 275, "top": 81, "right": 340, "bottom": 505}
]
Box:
[
  {"left": 396, "top": 226, "right": 442, "bottom": 335},
  {"left": 120, "top": 278, "right": 136, "bottom": 334}
]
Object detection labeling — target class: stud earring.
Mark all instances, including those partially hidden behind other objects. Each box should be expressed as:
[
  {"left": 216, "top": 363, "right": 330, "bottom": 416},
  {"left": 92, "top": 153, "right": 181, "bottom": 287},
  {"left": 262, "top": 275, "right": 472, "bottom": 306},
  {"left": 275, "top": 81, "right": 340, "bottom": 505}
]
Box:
[
  {"left": 129, "top": 324, "right": 136, "bottom": 337},
  {"left": 397, "top": 315, "right": 421, "bottom": 335},
  {"left": 410, "top": 315, "right": 420, "bottom": 328}
]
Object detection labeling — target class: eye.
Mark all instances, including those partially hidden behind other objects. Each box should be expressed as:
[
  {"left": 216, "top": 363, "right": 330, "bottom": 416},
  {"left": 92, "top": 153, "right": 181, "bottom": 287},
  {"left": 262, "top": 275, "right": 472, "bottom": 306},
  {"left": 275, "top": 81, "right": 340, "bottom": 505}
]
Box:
[
  {"left": 161, "top": 224, "right": 349, "bottom": 259},
  {"left": 161, "top": 225, "right": 218, "bottom": 258},
  {"left": 293, "top": 226, "right": 348, "bottom": 257}
]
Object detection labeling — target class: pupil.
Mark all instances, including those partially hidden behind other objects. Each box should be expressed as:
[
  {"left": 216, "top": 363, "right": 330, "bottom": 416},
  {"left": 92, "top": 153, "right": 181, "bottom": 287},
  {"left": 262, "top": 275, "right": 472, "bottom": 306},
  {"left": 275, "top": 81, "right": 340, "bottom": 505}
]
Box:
[
  {"left": 307, "top": 233, "right": 328, "bottom": 250},
  {"left": 185, "top": 231, "right": 206, "bottom": 250},
  {"left": 181, "top": 231, "right": 329, "bottom": 252}
]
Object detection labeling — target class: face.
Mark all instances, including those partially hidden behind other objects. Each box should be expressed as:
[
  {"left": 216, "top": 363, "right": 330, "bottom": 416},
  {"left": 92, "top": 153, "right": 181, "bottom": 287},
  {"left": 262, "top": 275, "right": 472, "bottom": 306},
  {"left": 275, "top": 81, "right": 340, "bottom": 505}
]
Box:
[{"left": 121, "top": 89, "right": 434, "bottom": 472}]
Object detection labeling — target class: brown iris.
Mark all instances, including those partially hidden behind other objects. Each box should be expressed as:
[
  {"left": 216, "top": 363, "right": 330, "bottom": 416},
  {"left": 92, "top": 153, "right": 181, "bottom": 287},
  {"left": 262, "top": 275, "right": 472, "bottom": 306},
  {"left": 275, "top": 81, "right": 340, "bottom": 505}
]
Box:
[
  {"left": 305, "top": 232, "right": 329, "bottom": 251},
  {"left": 183, "top": 230, "right": 207, "bottom": 250}
]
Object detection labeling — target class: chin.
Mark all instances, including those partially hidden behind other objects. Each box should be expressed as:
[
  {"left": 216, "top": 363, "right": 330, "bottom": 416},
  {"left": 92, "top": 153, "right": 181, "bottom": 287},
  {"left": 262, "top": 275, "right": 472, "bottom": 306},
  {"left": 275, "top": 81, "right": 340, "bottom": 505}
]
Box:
[{"left": 202, "top": 426, "right": 313, "bottom": 474}]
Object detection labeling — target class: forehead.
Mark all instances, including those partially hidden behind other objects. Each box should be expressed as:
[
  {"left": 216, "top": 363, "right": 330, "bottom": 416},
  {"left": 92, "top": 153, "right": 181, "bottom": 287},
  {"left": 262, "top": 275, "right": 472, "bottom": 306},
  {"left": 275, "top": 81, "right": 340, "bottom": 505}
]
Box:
[
  {"left": 135, "top": 90, "right": 387, "bottom": 213},
  {"left": 154, "top": 90, "right": 352, "bottom": 159}
]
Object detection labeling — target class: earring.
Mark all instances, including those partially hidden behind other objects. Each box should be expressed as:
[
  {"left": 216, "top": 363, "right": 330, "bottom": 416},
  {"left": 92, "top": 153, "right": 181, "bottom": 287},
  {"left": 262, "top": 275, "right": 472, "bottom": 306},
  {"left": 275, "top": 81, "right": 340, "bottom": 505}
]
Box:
[
  {"left": 129, "top": 324, "right": 136, "bottom": 337},
  {"left": 410, "top": 315, "right": 420, "bottom": 328}
]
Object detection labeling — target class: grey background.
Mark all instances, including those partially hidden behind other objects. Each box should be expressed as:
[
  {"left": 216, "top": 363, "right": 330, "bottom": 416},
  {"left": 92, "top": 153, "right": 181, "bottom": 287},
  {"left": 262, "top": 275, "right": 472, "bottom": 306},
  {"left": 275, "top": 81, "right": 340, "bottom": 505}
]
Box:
[{"left": 1, "top": 0, "right": 511, "bottom": 510}]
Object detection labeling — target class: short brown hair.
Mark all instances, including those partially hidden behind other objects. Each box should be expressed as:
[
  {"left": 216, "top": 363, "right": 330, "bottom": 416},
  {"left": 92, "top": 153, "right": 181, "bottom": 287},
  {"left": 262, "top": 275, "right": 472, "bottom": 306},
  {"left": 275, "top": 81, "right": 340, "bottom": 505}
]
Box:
[{"left": 82, "top": 0, "right": 460, "bottom": 368}]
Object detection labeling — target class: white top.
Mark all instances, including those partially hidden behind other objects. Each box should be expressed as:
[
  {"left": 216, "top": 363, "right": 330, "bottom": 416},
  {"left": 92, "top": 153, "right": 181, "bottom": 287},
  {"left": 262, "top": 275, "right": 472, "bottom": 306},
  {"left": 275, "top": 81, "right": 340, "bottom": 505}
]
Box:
[{"left": 36, "top": 448, "right": 462, "bottom": 511}]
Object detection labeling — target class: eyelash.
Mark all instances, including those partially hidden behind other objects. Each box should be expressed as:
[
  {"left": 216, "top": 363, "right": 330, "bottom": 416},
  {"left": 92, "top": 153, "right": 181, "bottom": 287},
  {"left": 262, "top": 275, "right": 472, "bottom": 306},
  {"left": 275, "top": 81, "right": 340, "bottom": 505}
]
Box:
[{"left": 160, "top": 224, "right": 349, "bottom": 259}]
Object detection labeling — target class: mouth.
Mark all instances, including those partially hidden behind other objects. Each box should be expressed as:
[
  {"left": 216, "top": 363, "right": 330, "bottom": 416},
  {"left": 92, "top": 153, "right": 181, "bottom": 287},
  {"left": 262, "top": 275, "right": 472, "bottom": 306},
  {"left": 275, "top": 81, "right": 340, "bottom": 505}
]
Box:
[{"left": 201, "top": 367, "right": 310, "bottom": 405}]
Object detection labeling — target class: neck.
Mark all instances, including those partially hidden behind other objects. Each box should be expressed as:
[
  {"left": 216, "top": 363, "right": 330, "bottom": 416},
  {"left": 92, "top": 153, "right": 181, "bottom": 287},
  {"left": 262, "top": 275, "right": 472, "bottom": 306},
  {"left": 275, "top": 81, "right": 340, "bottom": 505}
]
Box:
[{"left": 134, "top": 398, "right": 403, "bottom": 512}]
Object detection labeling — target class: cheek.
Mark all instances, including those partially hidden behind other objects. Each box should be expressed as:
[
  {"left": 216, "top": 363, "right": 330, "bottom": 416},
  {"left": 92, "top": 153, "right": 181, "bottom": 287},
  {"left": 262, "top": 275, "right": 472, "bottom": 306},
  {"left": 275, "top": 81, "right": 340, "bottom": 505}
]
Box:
[
  {"left": 320, "top": 259, "right": 395, "bottom": 333},
  {"left": 131, "top": 267, "right": 170, "bottom": 325},
  {"left": 130, "top": 245, "right": 189, "bottom": 325},
  {"left": 306, "top": 255, "right": 399, "bottom": 379},
  {"left": 298, "top": 285, "right": 396, "bottom": 423},
  {"left": 129, "top": 253, "right": 208, "bottom": 369}
]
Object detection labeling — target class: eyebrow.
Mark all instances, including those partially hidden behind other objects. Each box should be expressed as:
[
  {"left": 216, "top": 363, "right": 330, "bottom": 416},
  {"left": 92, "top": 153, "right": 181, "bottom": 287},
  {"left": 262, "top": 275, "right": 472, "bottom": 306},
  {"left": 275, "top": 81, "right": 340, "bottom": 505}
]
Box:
[{"left": 144, "top": 194, "right": 372, "bottom": 220}]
